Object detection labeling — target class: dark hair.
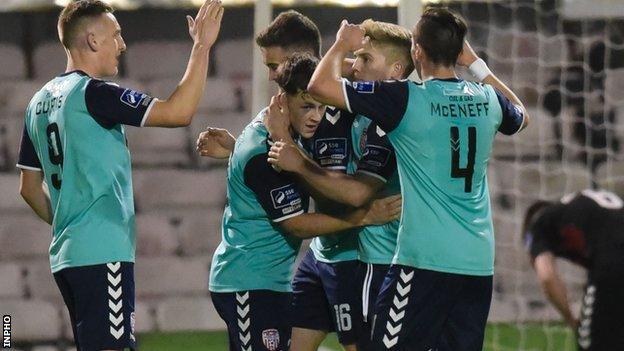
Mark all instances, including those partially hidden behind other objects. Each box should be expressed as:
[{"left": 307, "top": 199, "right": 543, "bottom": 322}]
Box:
[
  {"left": 255, "top": 10, "right": 321, "bottom": 58},
  {"left": 521, "top": 200, "right": 553, "bottom": 244},
  {"left": 275, "top": 53, "right": 319, "bottom": 95},
  {"left": 415, "top": 7, "right": 467, "bottom": 67},
  {"left": 58, "top": 0, "right": 113, "bottom": 49}
]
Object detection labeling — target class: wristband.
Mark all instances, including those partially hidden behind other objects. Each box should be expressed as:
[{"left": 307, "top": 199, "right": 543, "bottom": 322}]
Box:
[{"left": 468, "top": 58, "right": 492, "bottom": 81}]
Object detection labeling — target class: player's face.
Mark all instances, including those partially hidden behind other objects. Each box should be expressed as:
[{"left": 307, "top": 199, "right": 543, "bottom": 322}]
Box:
[
  {"left": 97, "top": 13, "right": 126, "bottom": 77},
  {"left": 352, "top": 43, "right": 395, "bottom": 81},
  {"left": 286, "top": 91, "right": 326, "bottom": 139},
  {"left": 261, "top": 46, "right": 290, "bottom": 81}
]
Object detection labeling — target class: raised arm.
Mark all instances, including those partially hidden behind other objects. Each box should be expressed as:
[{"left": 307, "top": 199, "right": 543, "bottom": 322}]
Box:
[
  {"left": 307, "top": 20, "right": 366, "bottom": 110},
  {"left": 458, "top": 40, "right": 531, "bottom": 132},
  {"left": 145, "top": 0, "right": 224, "bottom": 127}
]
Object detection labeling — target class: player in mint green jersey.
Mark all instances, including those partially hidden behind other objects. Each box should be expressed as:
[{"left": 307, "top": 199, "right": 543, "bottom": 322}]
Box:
[
  {"left": 306, "top": 7, "right": 531, "bottom": 351},
  {"left": 208, "top": 53, "right": 400, "bottom": 351},
  {"left": 267, "top": 19, "right": 413, "bottom": 350},
  {"left": 16, "top": 1, "right": 223, "bottom": 349}
]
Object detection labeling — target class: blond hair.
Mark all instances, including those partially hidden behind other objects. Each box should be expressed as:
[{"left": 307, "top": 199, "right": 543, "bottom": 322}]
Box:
[{"left": 360, "top": 19, "right": 414, "bottom": 78}]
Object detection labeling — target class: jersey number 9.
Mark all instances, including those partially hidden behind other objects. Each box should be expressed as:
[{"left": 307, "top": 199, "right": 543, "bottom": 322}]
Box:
[{"left": 46, "top": 123, "right": 64, "bottom": 189}]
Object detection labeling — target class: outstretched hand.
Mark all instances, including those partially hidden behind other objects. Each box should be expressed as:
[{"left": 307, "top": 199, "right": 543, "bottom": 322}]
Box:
[
  {"left": 187, "top": 0, "right": 224, "bottom": 49},
  {"left": 196, "top": 127, "right": 235, "bottom": 159}
]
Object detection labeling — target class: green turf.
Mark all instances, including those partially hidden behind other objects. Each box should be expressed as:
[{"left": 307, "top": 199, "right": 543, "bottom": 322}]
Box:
[{"left": 137, "top": 323, "right": 576, "bottom": 350}]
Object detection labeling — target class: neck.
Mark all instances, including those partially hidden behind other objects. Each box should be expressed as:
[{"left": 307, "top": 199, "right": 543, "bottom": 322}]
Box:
[
  {"left": 419, "top": 61, "right": 457, "bottom": 81},
  {"left": 65, "top": 49, "right": 101, "bottom": 78}
]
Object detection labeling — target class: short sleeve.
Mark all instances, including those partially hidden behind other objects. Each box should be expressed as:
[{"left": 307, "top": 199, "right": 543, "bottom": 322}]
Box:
[
  {"left": 526, "top": 206, "right": 562, "bottom": 259},
  {"left": 16, "top": 124, "right": 42, "bottom": 171},
  {"left": 341, "top": 79, "right": 409, "bottom": 133},
  {"left": 85, "top": 79, "right": 156, "bottom": 128},
  {"left": 356, "top": 122, "right": 396, "bottom": 183},
  {"left": 496, "top": 89, "right": 525, "bottom": 135},
  {"left": 244, "top": 153, "right": 307, "bottom": 222}
]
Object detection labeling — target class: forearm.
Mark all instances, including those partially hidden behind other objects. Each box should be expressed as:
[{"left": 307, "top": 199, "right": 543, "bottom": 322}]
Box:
[
  {"left": 297, "top": 159, "right": 374, "bottom": 207},
  {"left": 165, "top": 45, "right": 210, "bottom": 123},
  {"left": 307, "top": 41, "right": 349, "bottom": 109},
  {"left": 22, "top": 185, "right": 52, "bottom": 225},
  {"left": 541, "top": 276, "right": 575, "bottom": 326},
  {"left": 283, "top": 210, "right": 365, "bottom": 239},
  {"left": 480, "top": 67, "right": 530, "bottom": 130}
]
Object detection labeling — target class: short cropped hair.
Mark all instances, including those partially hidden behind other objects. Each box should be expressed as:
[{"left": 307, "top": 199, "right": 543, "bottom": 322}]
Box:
[
  {"left": 360, "top": 19, "right": 415, "bottom": 78},
  {"left": 415, "top": 7, "right": 467, "bottom": 67},
  {"left": 58, "top": 0, "right": 113, "bottom": 49},
  {"left": 255, "top": 10, "right": 321, "bottom": 59},
  {"left": 275, "top": 53, "right": 319, "bottom": 95}
]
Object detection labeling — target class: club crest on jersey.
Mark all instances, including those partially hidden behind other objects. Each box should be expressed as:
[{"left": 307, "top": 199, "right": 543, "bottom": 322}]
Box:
[
  {"left": 352, "top": 81, "right": 375, "bottom": 94},
  {"left": 120, "top": 89, "right": 145, "bottom": 108},
  {"left": 262, "top": 329, "right": 280, "bottom": 351}
]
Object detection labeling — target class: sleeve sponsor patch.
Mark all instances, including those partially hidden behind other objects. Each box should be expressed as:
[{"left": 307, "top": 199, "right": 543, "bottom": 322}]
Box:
[
  {"left": 270, "top": 183, "right": 303, "bottom": 215},
  {"left": 351, "top": 81, "right": 375, "bottom": 94},
  {"left": 120, "top": 89, "right": 149, "bottom": 108}
]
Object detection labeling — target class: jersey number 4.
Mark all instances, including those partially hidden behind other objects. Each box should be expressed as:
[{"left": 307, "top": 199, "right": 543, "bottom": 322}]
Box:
[
  {"left": 46, "top": 123, "right": 64, "bottom": 189},
  {"left": 450, "top": 126, "right": 476, "bottom": 193}
]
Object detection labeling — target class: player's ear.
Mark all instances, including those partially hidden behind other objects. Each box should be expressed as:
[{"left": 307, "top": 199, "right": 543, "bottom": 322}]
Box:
[
  {"left": 391, "top": 61, "right": 404, "bottom": 79},
  {"left": 86, "top": 31, "right": 99, "bottom": 52}
]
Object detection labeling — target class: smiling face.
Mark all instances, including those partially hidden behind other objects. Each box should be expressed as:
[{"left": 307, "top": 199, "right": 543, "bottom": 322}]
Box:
[{"left": 286, "top": 91, "right": 326, "bottom": 139}]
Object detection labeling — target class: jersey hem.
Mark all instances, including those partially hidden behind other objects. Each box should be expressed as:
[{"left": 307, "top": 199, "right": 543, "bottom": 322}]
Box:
[
  {"left": 311, "top": 251, "right": 358, "bottom": 263},
  {"left": 273, "top": 209, "right": 304, "bottom": 223},
  {"left": 358, "top": 255, "right": 393, "bottom": 265},
  {"left": 392, "top": 257, "right": 494, "bottom": 276},
  {"left": 51, "top": 258, "right": 136, "bottom": 273},
  {"left": 208, "top": 284, "right": 292, "bottom": 293},
  {"left": 16, "top": 164, "right": 42, "bottom": 171}
]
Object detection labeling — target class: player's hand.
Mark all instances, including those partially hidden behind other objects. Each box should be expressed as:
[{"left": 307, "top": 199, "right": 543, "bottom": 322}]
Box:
[
  {"left": 265, "top": 93, "right": 291, "bottom": 142},
  {"left": 335, "top": 19, "right": 366, "bottom": 52},
  {"left": 268, "top": 141, "right": 305, "bottom": 172},
  {"left": 457, "top": 40, "right": 479, "bottom": 67},
  {"left": 361, "top": 194, "right": 402, "bottom": 226},
  {"left": 196, "top": 127, "right": 235, "bottom": 159},
  {"left": 187, "top": 0, "right": 224, "bottom": 49}
]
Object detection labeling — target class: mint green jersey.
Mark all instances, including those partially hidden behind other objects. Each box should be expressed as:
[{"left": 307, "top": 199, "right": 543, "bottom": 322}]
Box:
[
  {"left": 351, "top": 115, "right": 400, "bottom": 265},
  {"left": 209, "top": 111, "right": 308, "bottom": 292},
  {"left": 342, "top": 78, "right": 525, "bottom": 275},
  {"left": 17, "top": 70, "right": 156, "bottom": 273}
]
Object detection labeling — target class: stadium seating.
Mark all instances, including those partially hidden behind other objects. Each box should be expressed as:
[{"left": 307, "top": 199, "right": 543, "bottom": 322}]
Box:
[
  {"left": 0, "top": 299, "right": 62, "bottom": 341},
  {"left": 125, "top": 41, "right": 192, "bottom": 81},
  {"left": 24, "top": 259, "right": 64, "bottom": 304},
  {"left": 134, "top": 256, "right": 210, "bottom": 298},
  {"left": 0, "top": 262, "right": 23, "bottom": 298},
  {"left": 135, "top": 213, "right": 180, "bottom": 257},
  {"left": 0, "top": 43, "right": 26, "bottom": 79},
  {"left": 155, "top": 297, "right": 226, "bottom": 331},
  {"left": 214, "top": 39, "right": 253, "bottom": 79},
  {"left": 33, "top": 42, "right": 66, "bottom": 80},
  {"left": 0, "top": 214, "right": 51, "bottom": 259}
]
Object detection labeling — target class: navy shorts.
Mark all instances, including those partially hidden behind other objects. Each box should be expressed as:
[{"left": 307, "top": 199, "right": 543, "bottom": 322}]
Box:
[
  {"left": 577, "top": 278, "right": 624, "bottom": 351},
  {"left": 356, "top": 262, "right": 390, "bottom": 350},
  {"left": 53, "top": 262, "right": 136, "bottom": 351},
  {"left": 211, "top": 290, "right": 291, "bottom": 351},
  {"left": 291, "top": 249, "right": 361, "bottom": 345},
  {"left": 372, "top": 265, "right": 492, "bottom": 351}
]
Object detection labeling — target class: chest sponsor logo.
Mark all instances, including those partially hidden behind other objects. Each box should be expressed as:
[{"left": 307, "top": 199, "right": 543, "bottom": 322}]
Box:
[
  {"left": 362, "top": 145, "right": 391, "bottom": 168},
  {"left": 314, "top": 138, "right": 347, "bottom": 168},
  {"left": 270, "top": 184, "right": 303, "bottom": 214}
]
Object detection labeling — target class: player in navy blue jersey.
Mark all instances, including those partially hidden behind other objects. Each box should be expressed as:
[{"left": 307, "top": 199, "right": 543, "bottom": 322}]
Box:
[
  {"left": 306, "top": 7, "right": 530, "bottom": 351},
  {"left": 523, "top": 189, "right": 624, "bottom": 351},
  {"left": 267, "top": 20, "right": 414, "bottom": 351}
]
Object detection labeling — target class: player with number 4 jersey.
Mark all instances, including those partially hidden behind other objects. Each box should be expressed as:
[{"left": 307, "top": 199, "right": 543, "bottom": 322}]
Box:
[{"left": 307, "top": 7, "right": 530, "bottom": 351}]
